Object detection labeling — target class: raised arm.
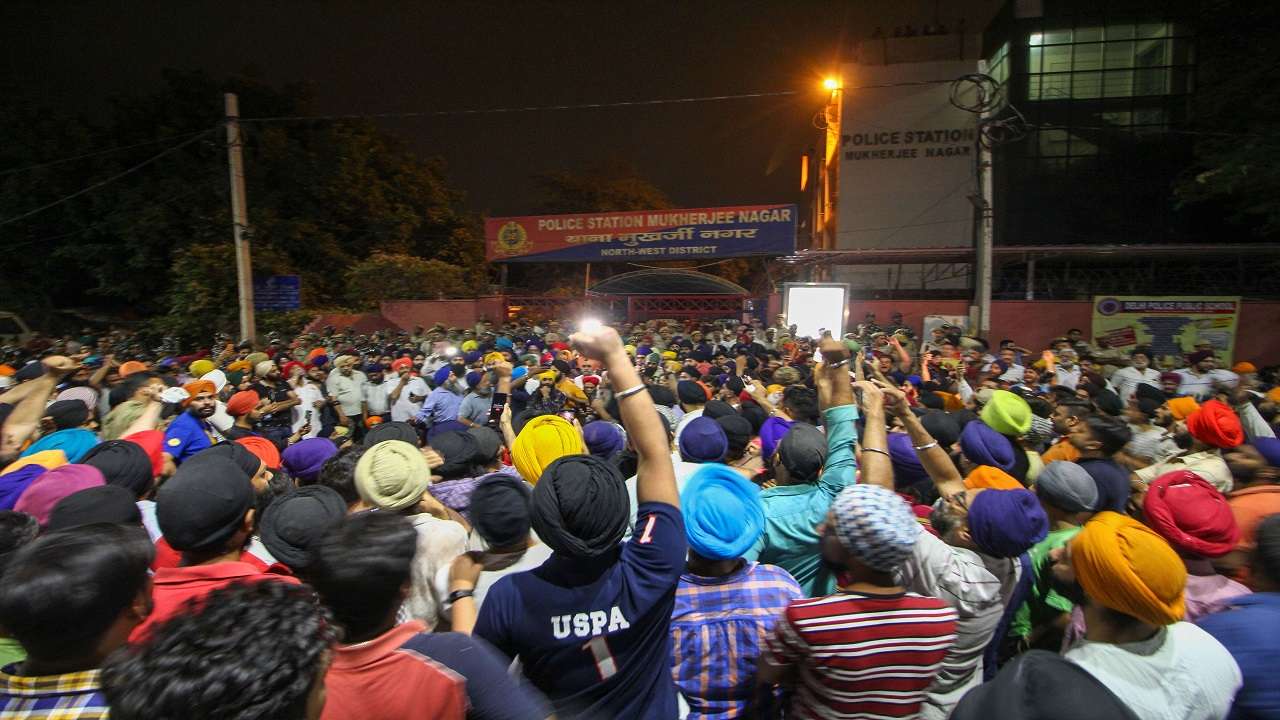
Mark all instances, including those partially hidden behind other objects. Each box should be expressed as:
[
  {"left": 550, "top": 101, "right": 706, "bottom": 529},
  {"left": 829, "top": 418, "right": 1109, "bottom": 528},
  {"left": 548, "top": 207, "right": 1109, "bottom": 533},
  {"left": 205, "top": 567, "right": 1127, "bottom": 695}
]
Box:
[
  {"left": 0, "top": 357, "right": 75, "bottom": 461},
  {"left": 879, "top": 380, "right": 965, "bottom": 498},
  {"left": 572, "top": 326, "right": 678, "bottom": 507}
]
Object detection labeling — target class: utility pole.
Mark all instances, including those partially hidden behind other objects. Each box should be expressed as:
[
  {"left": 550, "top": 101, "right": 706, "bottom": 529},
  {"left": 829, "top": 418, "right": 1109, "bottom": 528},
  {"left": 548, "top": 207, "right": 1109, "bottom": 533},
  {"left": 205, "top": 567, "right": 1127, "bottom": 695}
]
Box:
[
  {"left": 972, "top": 62, "right": 994, "bottom": 337},
  {"left": 224, "top": 93, "right": 256, "bottom": 343}
]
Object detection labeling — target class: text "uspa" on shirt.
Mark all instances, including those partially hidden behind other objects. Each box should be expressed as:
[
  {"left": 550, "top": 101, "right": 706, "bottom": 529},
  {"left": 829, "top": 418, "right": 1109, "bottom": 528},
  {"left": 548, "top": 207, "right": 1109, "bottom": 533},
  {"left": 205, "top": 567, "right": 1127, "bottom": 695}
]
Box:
[{"left": 551, "top": 607, "right": 631, "bottom": 639}]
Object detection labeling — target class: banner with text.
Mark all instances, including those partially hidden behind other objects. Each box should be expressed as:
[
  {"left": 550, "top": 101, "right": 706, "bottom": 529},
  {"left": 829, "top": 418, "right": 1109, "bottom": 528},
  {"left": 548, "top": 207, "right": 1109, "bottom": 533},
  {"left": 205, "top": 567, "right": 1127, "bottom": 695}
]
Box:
[
  {"left": 1091, "top": 296, "right": 1241, "bottom": 365},
  {"left": 835, "top": 59, "right": 978, "bottom": 292},
  {"left": 485, "top": 204, "right": 796, "bottom": 262}
]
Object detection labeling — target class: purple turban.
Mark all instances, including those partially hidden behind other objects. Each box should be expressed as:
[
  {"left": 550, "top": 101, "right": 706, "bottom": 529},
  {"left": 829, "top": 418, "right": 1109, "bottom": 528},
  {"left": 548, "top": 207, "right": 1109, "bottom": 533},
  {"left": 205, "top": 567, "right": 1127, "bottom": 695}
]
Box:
[
  {"left": 967, "top": 488, "right": 1048, "bottom": 558},
  {"left": 311, "top": 354, "right": 329, "bottom": 367},
  {"left": 1253, "top": 438, "right": 1280, "bottom": 468},
  {"left": 678, "top": 417, "right": 729, "bottom": 464},
  {"left": 14, "top": 464, "right": 106, "bottom": 527},
  {"left": 960, "top": 421, "right": 1016, "bottom": 473},
  {"left": 281, "top": 437, "right": 339, "bottom": 484},
  {"left": 759, "top": 416, "right": 795, "bottom": 460},
  {"left": 888, "top": 432, "right": 929, "bottom": 488},
  {"left": 583, "top": 421, "right": 624, "bottom": 459}
]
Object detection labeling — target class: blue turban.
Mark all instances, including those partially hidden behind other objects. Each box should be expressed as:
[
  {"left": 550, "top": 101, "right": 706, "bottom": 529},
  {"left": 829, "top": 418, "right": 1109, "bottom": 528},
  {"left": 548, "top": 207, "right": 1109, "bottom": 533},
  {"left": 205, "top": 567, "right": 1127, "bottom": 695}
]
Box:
[
  {"left": 960, "top": 421, "right": 1015, "bottom": 472},
  {"left": 363, "top": 363, "right": 383, "bottom": 375},
  {"left": 888, "top": 432, "right": 929, "bottom": 488},
  {"left": 311, "top": 354, "right": 329, "bottom": 368},
  {"left": 281, "top": 437, "right": 339, "bottom": 484},
  {"left": 967, "top": 488, "right": 1048, "bottom": 558},
  {"left": 463, "top": 351, "right": 482, "bottom": 364},
  {"left": 636, "top": 345, "right": 652, "bottom": 357},
  {"left": 511, "top": 366, "right": 529, "bottom": 382},
  {"left": 427, "top": 420, "right": 468, "bottom": 442},
  {"left": 495, "top": 337, "right": 514, "bottom": 351},
  {"left": 432, "top": 365, "right": 452, "bottom": 387},
  {"left": 759, "top": 416, "right": 794, "bottom": 460},
  {"left": 582, "top": 421, "right": 624, "bottom": 459},
  {"left": 20, "top": 429, "right": 99, "bottom": 464},
  {"left": 682, "top": 463, "right": 764, "bottom": 560},
  {"left": 1253, "top": 437, "right": 1280, "bottom": 468},
  {"left": 679, "top": 417, "right": 728, "bottom": 464},
  {"left": 465, "top": 370, "right": 484, "bottom": 389}
]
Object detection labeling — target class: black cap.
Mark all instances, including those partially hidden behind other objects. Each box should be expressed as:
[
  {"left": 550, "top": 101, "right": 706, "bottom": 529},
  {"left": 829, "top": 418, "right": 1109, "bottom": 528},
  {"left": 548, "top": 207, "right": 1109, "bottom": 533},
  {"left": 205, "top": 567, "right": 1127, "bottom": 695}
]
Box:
[
  {"left": 156, "top": 455, "right": 254, "bottom": 552},
  {"left": 46, "top": 485, "right": 142, "bottom": 531},
  {"left": 198, "top": 442, "right": 262, "bottom": 480},
  {"left": 45, "top": 400, "right": 89, "bottom": 430},
  {"left": 777, "top": 424, "right": 827, "bottom": 483},
  {"left": 259, "top": 486, "right": 346, "bottom": 571},
  {"left": 677, "top": 381, "right": 706, "bottom": 406}
]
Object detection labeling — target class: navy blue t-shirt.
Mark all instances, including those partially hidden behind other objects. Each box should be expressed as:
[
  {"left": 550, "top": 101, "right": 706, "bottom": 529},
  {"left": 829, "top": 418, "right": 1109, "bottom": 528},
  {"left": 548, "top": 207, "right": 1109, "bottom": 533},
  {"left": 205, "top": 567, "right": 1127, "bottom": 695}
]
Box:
[
  {"left": 474, "top": 501, "right": 686, "bottom": 720},
  {"left": 1076, "top": 458, "right": 1131, "bottom": 512},
  {"left": 401, "top": 632, "right": 551, "bottom": 720}
]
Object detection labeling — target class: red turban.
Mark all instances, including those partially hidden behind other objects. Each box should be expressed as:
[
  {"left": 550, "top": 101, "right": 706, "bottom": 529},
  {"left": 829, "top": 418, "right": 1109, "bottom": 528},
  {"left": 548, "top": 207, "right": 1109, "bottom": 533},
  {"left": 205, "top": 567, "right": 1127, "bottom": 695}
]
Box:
[
  {"left": 391, "top": 357, "right": 414, "bottom": 373},
  {"left": 225, "top": 390, "right": 261, "bottom": 417},
  {"left": 581, "top": 375, "right": 600, "bottom": 387},
  {"left": 181, "top": 380, "right": 216, "bottom": 407},
  {"left": 1143, "top": 470, "right": 1240, "bottom": 558},
  {"left": 282, "top": 361, "right": 305, "bottom": 378},
  {"left": 235, "top": 436, "right": 280, "bottom": 471},
  {"left": 1186, "top": 399, "right": 1244, "bottom": 449}
]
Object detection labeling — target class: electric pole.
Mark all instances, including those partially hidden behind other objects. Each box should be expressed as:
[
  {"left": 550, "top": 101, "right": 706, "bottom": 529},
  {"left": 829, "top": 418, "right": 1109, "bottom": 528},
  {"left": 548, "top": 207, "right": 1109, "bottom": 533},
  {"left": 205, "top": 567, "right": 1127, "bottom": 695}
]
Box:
[{"left": 224, "top": 93, "right": 256, "bottom": 343}]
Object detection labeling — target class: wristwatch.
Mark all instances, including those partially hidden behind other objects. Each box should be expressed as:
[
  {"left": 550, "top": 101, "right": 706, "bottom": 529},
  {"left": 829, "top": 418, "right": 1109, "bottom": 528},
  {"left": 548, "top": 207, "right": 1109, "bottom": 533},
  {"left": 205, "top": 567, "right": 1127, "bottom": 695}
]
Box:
[{"left": 445, "top": 588, "right": 474, "bottom": 606}]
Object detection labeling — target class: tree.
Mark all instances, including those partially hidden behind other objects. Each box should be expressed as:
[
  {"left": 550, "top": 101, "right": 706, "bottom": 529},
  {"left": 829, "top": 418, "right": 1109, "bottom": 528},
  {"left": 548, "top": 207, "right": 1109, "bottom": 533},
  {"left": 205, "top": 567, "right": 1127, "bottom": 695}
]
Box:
[
  {"left": 344, "top": 253, "right": 471, "bottom": 309},
  {"left": 1174, "top": 0, "right": 1280, "bottom": 238}
]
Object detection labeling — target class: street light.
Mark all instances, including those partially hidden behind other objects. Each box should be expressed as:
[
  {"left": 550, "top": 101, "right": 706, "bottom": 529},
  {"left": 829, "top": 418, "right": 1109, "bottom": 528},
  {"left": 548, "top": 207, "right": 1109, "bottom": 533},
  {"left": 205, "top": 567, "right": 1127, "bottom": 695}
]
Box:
[{"left": 823, "top": 77, "right": 841, "bottom": 92}]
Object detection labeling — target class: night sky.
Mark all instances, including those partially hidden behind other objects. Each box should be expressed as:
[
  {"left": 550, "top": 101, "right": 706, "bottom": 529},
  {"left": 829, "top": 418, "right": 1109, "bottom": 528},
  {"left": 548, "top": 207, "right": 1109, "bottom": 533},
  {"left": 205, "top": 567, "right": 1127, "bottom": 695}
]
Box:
[{"left": 3, "top": 0, "right": 1001, "bottom": 216}]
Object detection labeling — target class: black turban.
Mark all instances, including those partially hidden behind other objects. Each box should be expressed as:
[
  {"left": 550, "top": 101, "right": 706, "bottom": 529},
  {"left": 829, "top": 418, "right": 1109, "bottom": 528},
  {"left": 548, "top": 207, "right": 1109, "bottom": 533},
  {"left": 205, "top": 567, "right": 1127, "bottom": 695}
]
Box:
[
  {"left": 531, "top": 455, "right": 629, "bottom": 558},
  {"left": 364, "top": 421, "right": 420, "bottom": 448},
  {"left": 920, "top": 411, "right": 961, "bottom": 450},
  {"left": 432, "top": 431, "right": 478, "bottom": 479},
  {"left": 81, "top": 439, "right": 154, "bottom": 499},
  {"left": 45, "top": 400, "right": 89, "bottom": 430},
  {"left": 471, "top": 473, "right": 533, "bottom": 548},
  {"left": 47, "top": 485, "right": 142, "bottom": 531}
]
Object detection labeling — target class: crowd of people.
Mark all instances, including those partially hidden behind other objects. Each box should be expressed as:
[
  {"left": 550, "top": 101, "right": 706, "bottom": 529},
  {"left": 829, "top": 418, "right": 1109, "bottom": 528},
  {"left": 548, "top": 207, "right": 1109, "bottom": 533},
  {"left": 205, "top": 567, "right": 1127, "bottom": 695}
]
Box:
[{"left": 0, "top": 312, "right": 1276, "bottom": 720}]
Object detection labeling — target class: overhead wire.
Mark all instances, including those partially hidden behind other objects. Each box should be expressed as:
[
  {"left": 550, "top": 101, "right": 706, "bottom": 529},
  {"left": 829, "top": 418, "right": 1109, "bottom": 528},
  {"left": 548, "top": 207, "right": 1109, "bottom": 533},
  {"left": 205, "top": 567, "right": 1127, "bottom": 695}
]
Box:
[
  {"left": 0, "top": 128, "right": 217, "bottom": 228},
  {"left": 0, "top": 129, "right": 215, "bottom": 178}
]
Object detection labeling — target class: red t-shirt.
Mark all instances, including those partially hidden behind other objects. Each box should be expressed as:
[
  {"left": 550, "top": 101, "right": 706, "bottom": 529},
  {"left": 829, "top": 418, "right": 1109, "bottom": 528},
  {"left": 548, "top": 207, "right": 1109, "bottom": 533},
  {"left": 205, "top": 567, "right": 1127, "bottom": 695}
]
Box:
[
  {"left": 129, "top": 561, "right": 300, "bottom": 643},
  {"left": 765, "top": 590, "right": 958, "bottom": 720},
  {"left": 321, "top": 621, "right": 467, "bottom": 720}
]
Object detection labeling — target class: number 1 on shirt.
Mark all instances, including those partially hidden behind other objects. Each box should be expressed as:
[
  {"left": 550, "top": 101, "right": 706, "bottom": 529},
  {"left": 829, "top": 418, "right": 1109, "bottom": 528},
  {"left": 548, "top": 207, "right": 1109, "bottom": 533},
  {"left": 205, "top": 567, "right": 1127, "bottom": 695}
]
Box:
[{"left": 583, "top": 636, "right": 617, "bottom": 680}]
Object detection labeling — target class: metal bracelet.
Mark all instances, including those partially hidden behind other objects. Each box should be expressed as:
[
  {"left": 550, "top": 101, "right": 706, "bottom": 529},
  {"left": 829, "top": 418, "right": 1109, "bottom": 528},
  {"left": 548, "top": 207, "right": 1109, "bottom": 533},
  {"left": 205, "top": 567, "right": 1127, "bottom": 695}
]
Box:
[{"left": 615, "top": 384, "right": 648, "bottom": 400}]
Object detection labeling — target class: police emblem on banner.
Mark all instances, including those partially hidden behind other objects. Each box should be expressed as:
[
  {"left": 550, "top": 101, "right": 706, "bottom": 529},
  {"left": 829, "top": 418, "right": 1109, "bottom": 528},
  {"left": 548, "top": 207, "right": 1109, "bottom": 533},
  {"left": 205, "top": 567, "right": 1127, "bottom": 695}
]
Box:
[{"left": 495, "top": 221, "right": 531, "bottom": 256}]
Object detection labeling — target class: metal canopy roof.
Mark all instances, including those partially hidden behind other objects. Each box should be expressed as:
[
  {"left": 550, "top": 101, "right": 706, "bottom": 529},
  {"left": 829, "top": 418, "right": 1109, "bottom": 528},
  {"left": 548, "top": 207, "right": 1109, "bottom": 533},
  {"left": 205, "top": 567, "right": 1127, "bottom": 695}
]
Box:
[{"left": 588, "top": 269, "right": 750, "bottom": 296}]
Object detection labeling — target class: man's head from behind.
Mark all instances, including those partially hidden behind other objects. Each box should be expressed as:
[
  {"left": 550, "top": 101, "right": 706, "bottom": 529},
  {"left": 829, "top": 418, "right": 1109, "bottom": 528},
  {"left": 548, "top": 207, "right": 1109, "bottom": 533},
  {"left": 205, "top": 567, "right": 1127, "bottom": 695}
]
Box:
[
  {"left": 0, "top": 523, "right": 154, "bottom": 671},
  {"left": 1068, "top": 413, "right": 1132, "bottom": 457},
  {"left": 103, "top": 581, "right": 337, "bottom": 720},
  {"left": 822, "top": 484, "right": 920, "bottom": 579},
  {"left": 311, "top": 511, "right": 416, "bottom": 643}
]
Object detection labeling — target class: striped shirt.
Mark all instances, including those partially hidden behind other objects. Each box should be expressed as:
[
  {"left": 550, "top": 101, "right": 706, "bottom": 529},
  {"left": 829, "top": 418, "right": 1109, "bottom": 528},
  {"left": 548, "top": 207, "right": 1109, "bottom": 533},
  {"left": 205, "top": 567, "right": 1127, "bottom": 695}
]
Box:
[
  {"left": 670, "top": 562, "right": 803, "bottom": 720},
  {"left": 0, "top": 666, "right": 110, "bottom": 719},
  {"left": 764, "top": 591, "right": 958, "bottom": 720}
]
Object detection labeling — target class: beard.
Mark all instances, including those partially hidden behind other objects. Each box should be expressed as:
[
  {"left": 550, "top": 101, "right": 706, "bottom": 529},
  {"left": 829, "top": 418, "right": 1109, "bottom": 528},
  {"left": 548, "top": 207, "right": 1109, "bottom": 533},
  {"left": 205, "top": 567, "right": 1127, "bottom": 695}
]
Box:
[{"left": 1049, "top": 572, "right": 1088, "bottom": 607}]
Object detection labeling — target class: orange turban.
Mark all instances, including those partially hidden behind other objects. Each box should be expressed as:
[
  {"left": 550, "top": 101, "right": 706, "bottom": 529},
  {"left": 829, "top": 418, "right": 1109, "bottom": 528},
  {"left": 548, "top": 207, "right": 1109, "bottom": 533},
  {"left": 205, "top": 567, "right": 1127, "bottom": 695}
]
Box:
[
  {"left": 225, "top": 390, "right": 260, "bottom": 417},
  {"left": 964, "top": 465, "right": 1023, "bottom": 490},
  {"left": 1268, "top": 388, "right": 1280, "bottom": 404},
  {"left": 235, "top": 436, "right": 280, "bottom": 471},
  {"left": 1070, "top": 511, "right": 1186, "bottom": 626},
  {"left": 118, "top": 360, "right": 148, "bottom": 377},
  {"left": 1166, "top": 396, "right": 1200, "bottom": 421},
  {"left": 306, "top": 347, "right": 327, "bottom": 362},
  {"left": 1232, "top": 361, "right": 1256, "bottom": 374},
  {"left": 181, "top": 380, "right": 216, "bottom": 407}
]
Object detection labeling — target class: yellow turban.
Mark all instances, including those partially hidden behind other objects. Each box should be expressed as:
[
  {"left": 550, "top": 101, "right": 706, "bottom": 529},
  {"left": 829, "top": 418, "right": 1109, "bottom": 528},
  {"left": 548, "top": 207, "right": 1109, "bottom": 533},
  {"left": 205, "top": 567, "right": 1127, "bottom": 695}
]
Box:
[
  {"left": 2, "top": 450, "right": 68, "bottom": 476},
  {"left": 1070, "top": 511, "right": 1186, "bottom": 626},
  {"left": 227, "top": 360, "right": 252, "bottom": 373},
  {"left": 461, "top": 340, "right": 479, "bottom": 352},
  {"left": 661, "top": 350, "right": 677, "bottom": 360},
  {"left": 766, "top": 384, "right": 784, "bottom": 396},
  {"left": 1167, "top": 396, "right": 1200, "bottom": 421},
  {"left": 624, "top": 344, "right": 636, "bottom": 356},
  {"left": 188, "top": 359, "right": 215, "bottom": 377},
  {"left": 512, "top": 415, "right": 584, "bottom": 485},
  {"left": 964, "top": 465, "right": 1023, "bottom": 490},
  {"left": 538, "top": 370, "right": 557, "bottom": 381},
  {"left": 354, "top": 440, "right": 431, "bottom": 511},
  {"left": 484, "top": 351, "right": 506, "bottom": 366}
]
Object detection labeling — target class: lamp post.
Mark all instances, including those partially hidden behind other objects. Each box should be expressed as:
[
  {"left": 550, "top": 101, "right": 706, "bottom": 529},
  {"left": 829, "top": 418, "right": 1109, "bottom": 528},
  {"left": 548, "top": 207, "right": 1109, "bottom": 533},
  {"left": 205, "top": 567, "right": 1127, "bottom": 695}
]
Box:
[{"left": 814, "top": 77, "right": 842, "bottom": 280}]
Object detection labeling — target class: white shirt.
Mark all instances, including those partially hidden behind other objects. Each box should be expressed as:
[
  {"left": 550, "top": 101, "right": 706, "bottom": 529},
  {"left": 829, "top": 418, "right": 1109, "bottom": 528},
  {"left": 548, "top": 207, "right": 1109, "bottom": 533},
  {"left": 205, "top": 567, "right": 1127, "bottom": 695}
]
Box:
[
  {"left": 387, "top": 375, "right": 429, "bottom": 423},
  {"left": 1054, "top": 365, "right": 1083, "bottom": 390},
  {"left": 1175, "top": 368, "right": 1239, "bottom": 400},
  {"left": 897, "top": 531, "right": 1015, "bottom": 720},
  {"left": 362, "top": 380, "right": 390, "bottom": 415},
  {"left": 672, "top": 407, "right": 704, "bottom": 444},
  {"left": 291, "top": 382, "right": 325, "bottom": 438},
  {"left": 1135, "top": 450, "right": 1234, "bottom": 493},
  {"left": 1111, "top": 366, "right": 1163, "bottom": 402},
  {"left": 406, "top": 514, "right": 469, "bottom": 628},
  {"left": 1066, "top": 622, "right": 1240, "bottom": 720},
  {"left": 433, "top": 542, "right": 553, "bottom": 621},
  {"left": 325, "top": 370, "right": 367, "bottom": 416}
]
